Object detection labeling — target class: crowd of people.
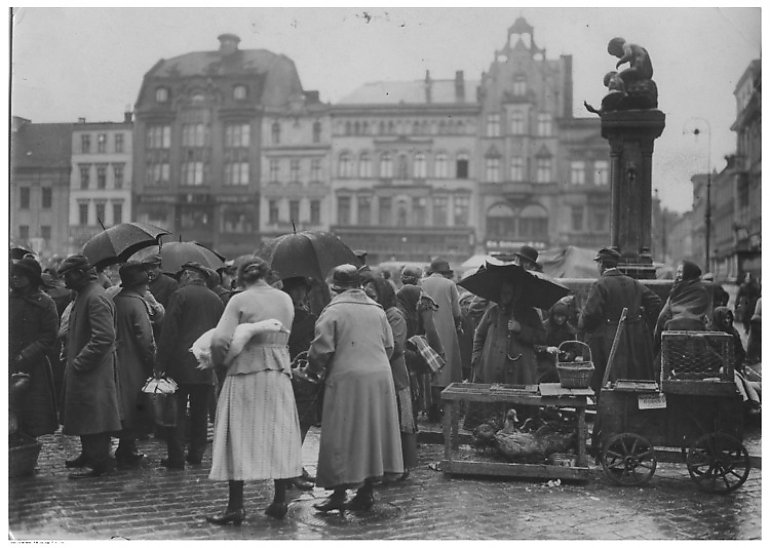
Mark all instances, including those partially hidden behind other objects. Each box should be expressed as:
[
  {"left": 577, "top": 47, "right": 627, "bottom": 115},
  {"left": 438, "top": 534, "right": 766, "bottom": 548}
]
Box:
[{"left": 8, "top": 243, "right": 762, "bottom": 524}]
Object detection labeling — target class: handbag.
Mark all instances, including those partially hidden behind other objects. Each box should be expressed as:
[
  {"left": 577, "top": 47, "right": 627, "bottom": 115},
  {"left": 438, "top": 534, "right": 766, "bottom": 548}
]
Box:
[{"left": 141, "top": 375, "right": 179, "bottom": 427}]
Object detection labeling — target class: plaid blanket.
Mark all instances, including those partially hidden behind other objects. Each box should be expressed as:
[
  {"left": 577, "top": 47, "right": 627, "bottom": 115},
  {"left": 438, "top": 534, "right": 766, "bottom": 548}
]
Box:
[{"left": 407, "top": 335, "right": 446, "bottom": 373}]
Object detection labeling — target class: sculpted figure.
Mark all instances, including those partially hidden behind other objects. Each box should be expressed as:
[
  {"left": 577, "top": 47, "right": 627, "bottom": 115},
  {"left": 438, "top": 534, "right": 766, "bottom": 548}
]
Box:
[{"left": 608, "top": 37, "right": 653, "bottom": 82}]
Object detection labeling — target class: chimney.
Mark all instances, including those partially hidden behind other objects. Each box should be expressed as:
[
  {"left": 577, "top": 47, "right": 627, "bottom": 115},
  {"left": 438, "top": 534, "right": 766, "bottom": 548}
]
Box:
[
  {"left": 78, "top": 117, "right": 86, "bottom": 124},
  {"left": 217, "top": 33, "right": 241, "bottom": 55},
  {"left": 424, "top": 70, "right": 432, "bottom": 104},
  {"left": 455, "top": 71, "right": 465, "bottom": 102},
  {"left": 124, "top": 111, "right": 133, "bottom": 123}
]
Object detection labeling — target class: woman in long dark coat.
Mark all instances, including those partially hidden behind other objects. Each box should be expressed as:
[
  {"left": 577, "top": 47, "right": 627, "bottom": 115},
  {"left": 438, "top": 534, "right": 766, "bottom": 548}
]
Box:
[
  {"left": 10, "top": 257, "right": 59, "bottom": 438},
  {"left": 113, "top": 262, "right": 157, "bottom": 466}
]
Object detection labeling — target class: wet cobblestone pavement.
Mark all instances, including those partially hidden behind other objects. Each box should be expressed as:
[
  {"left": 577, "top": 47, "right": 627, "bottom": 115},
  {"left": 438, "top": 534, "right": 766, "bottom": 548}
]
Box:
[{"left": 7, "top": 422, "right": 762, "bottom": 541}]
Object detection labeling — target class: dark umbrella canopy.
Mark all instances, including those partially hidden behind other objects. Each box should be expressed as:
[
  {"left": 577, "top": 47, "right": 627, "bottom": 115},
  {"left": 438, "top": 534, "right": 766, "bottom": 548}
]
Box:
[
  {"left": 156, "top": 241, "right": 225, "bottom": 275},
  {"left": 10, "top": 247, "right": 34, "bottom": 261},
  {"left": 458, "top": 261, "right": 571, "bottom": 310},
  {"left": 263, "top": 231, "right": 360, "bottom": 281},
  {"left": 81, "top": 222, "right": 171, "bottom": 268}
]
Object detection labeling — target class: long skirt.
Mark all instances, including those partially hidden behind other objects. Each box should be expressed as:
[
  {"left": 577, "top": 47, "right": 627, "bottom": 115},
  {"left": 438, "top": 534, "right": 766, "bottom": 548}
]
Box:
[
  {"left": 396, "top": 387, "right": 418, "bottom": 469},
  {"left": 209, "top": 370, "right": 303, "bottom": 481}
]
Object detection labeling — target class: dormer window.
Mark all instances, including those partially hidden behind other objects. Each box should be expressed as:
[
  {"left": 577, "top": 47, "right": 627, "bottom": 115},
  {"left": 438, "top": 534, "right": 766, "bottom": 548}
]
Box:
[
  {"left": 155, "top": 87, "right": 169, "bottom": 103},
  {"left": 233, "top": 85, "right": 247, "bottom": 100}
]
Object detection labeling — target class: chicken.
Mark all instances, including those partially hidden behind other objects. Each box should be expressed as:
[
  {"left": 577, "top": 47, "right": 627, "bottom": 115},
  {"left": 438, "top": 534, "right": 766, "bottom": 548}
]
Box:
[
  {"left": 494, "top": 409, "right": 576, "bottom": 462},
  {"left": 470, "top": 423, "right": 498, "bottom": 453}
]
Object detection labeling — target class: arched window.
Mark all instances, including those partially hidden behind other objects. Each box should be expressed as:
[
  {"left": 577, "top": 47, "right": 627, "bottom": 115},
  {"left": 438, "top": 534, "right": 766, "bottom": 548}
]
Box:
[
  {"left": 434, "top": 153, "right": 448, "bottom": 178},
  {"left": 339, "top": 152, "right": 353, "bottom": 178},
  {"left": 380, "top": 152, "right": 393, "bottom": 178},
  {"left": 413, "top": 153, "right": 427, "bottom": 179},
  {"left": 359, "top": 153, "right": 371, "bottom": 178},
  {"left": 486, "top": 203, "right": 516, "bottom": 239},
  {"left": 518, "top": 203, "right": 549, "bottom": 239}
]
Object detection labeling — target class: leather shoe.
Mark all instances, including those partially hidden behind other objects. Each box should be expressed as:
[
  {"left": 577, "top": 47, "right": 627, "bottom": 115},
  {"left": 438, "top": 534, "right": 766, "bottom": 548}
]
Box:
[
  {"left": 345, "top": 491, "right": 374, "bottom": 512},
  {"left": 206, "top": 508, "right": 245, "bottom": 526},
  {"left": 313, "top": 493, "right": 347, "bottom": 514},
  {"left": 65, "top": 454, "right": 89, "bottom": 468},
  {"left": 264, "top": 502, "right": 288, "bottom": 520},
  {"left": 160, "top": 458, "right": 185, "bottom": 470}
]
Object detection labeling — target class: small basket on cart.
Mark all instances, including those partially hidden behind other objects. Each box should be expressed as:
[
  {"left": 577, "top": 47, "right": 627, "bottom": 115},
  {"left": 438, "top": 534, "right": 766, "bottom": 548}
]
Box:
[{"left": 556, "top": 341, "right": 595, "bottom": 389}]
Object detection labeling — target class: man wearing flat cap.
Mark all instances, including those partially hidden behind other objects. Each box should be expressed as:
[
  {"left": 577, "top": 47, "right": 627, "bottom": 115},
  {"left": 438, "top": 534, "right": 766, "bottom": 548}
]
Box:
[
  {"left": 142, "top": 253, "right": 178, "bottom": 309},
  {"left": 112, "top": 261, "right": 157, "bottom": 467},
  {"left": 156, "top": 261, "right": 224, "bottom": 469},
  {"left": 57, "top": 254, "right": 122, "bottom": 478},
  {"left": 421, "top": 258, "right": 462, "bottom": 421},
  {"left": 579, "top": 247, "right": 661, "bottom": 397}
]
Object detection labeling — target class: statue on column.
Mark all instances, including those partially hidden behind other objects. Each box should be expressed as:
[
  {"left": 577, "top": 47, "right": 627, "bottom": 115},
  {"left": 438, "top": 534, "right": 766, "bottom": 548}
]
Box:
[{"left": 585, "top": 37, "right": 658, "bottom": 115}]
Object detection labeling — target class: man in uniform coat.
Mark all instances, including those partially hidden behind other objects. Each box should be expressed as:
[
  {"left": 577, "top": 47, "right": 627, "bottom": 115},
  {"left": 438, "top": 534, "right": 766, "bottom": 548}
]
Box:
[
  {"left": 579, "top": 248, "right": 661, "bottom": 394},
  {"left": 58, "top": 255, "right": 123, "bottom": 478},
  {"left": 156, "top": 262, "right": 224, "bottom": 469}
]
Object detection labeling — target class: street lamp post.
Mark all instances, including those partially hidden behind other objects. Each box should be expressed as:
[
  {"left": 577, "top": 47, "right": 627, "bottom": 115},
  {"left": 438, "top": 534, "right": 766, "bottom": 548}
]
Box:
[{"left": 685, "top": 118, "right": 712, "bottom": 271}]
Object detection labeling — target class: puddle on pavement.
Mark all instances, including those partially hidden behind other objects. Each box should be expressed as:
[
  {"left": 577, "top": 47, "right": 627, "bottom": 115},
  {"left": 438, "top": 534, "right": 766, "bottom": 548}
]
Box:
[{"left": 290, "top": 498, "right": 403, "bottom": 527}]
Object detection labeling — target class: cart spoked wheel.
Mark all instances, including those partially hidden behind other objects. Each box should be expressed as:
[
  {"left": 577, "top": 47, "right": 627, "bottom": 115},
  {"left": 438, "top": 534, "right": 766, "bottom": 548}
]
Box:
[
  {"left": 601, "top": 433, "right": 657, "bottom": 486},
  {"left": 686, "top": 433, "right": 751, "bottom": 494}
]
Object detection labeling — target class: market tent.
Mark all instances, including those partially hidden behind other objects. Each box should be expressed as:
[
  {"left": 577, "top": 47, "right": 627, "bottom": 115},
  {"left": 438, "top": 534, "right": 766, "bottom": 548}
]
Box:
[{"left": 538, "top": 246, "right": 598, "bottom": 279}]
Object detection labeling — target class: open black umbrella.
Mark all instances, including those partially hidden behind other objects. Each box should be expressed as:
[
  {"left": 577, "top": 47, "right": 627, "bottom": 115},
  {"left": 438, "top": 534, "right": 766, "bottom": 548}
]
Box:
[
  {"left": 10, "top": 247, "right": 34, "bottom": 261},
  {"left": 458, "top": 261, "right": 571, "bottom": 310},
  {"left": 82, "top": 222, "right": 171, "bottom": 268},
  {"left": 263, "top": 231, "right": 360, "bottom": 281},
  {"left": 154, "top": 241, "right": 225, "bottom": 275}
]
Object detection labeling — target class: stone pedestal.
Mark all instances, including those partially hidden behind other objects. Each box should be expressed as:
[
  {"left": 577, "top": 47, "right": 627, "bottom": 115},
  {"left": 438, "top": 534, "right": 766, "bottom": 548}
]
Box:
[{"left": 601, "top": 109, "right": 665, "bottom": 279}]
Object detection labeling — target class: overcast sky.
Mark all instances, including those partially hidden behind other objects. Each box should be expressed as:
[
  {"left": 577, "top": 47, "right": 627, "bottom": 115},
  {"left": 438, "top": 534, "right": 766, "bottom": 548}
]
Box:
[{"left": 9, "top": 5, "right": 762, "bottom": 213}]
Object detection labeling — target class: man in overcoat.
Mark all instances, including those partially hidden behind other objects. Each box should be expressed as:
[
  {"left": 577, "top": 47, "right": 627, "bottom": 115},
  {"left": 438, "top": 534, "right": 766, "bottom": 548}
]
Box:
[
  {"left": 156, "top": 262, "right": 224, "bottom": 469},
  {"left": 58, "top": 255, "right": 122, "bottom": 478},
  {"left": 579, "top": 247, "right": 661, "bottom": 394},
  {"left": 143, "top": 253, "right": 178, "bottom": 308}
]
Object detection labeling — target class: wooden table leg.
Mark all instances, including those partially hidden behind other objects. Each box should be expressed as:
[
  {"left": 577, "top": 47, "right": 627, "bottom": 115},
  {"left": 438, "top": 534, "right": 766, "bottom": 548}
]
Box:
[
  {"left": 443, "top": 400, "right": 453, "bottom": 461},
  {"left": 450, "top": 402, "right": 460, "bottom": 450},
  {"left": 576, "top": 404, "right": 587, "bottom": 467}
]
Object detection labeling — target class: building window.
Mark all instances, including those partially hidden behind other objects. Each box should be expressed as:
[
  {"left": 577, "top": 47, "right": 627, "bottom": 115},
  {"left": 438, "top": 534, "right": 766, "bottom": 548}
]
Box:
[
  {"left": 378, "top": 196, "right": 392, "bottom": 225},
  {"left": 147, "top": 163, "right": 169, "bottom": 186},
  {"left": 41, "top": 187, "right": 52, "bottom": 209},
  {"left": 312, "top": 121, "right": 322, "bottom": 143},
  {"left": 97, "top": 133, "right": 107, "bottom": 153},
  {"left": 358, "top": 196, "right": 371, "bottom": 225},
  {"left": 570, "top": 161, "right": 586, "bottom": 185},
  {"left": 413, "top": 197, "right": 426, "bottom": 227},
  {"left": 268, "top": 200, "right": 279, "bottom": 224},
  {"left": 487, "top": 203, "right": 516, "bottom": 239},
  {"left": 519, "top": 205, "right": 549, "bottom": 238},
  {"left": 111, "top": 202, "right": 122, "bottom": 225},
  {"left": 233, "top": 85, "right": 247, "bottom": 100},
  {"left": 95, "top": 202, "right": 106, "bottom": 225},
  {"left": 78, "top": 202, "right": 89, "bottom": 225},
  {"left": 571, "top": 205, "right": 584, "bottom": 231},
  {"left": 182, "top": 124, "right": 206, "bottom": 147},
  {"left": 79, "top": 165, "right": 91, "bottom": 189},
  {"left": 485, "top": 156, "right": 501, "bottom": 182},
  {"left": 456, "top": 154, "right": 469, "bottom": 179},
  {"left": 309, "top": 158, "right": 321, "bottom": 182},
  {"left": 591, "top": 210, "right": 607, "bottom": 232},
  {"left": 18, "top": 225, "right": 29, "bottom": 241},
  {"left": 19, "top": 187, "right": 30, "bottom": 209},
  {"left": 536, "top": 157, "right": 552, "bottom": 183},
  {"left": 271, "top": 122, "right": 281, "bottom": 144},
  {"left": 41, "top": 225, "right": 51, "bottom": 241},
  {"left": 513, "top": 76, "right": 527, "bottom": 96},
  {"left": 339, "top": 153, "right": 353, "bottom": 178},
  {"left": 337, "top": 196, "right": 351, "bottom": 225},
  {"left": 380, "top": 152, "right": 393, "bottom": 178},
  {"left": 269, "top": 159, "right": 280, "bottom": 182},
  {"left": 396, "top": 201, "right": 408, "bottom": 227},
  {"left": 453, "top": 195, "right": 470, "bottom": 226},
  {"left": 359, "top": 153, "right": 371, "bottom": 178},
  {"left": 414, "top": 153, "right": 427, "bottom": 179},
  {"left": 115, "top": 133, "right": 124, "bottom": 153},
  {"left": 221, "top": 206, "right": 253, "bottom": 233},
  {"left": 594, "top": 160, "right": 609, "bottom": 186},
  {"left": 155, "top": 87, "right": 169, "bottom": 103},
  {"left": 290, "top": 159, "right": 300, "bottom": 182},
  {"left": 180, "top": 207, "right": 211, "bottom": 230},
  {"left": 97, "top": 165, "right": 107, "bottom": 189},
  {"left": 510, "top": 157, "right": 525, "bottom": 182},
  {"left": 537, "top": 113, "right": 552, "bottom": 137},
  {"left": 81, "top": 134, "right": 91, "bottom": 154},
  {"left": 225, "top": 124, "right": 250, "bottom": 148},
  {"left": 181, "top": 161, "right": 204, "bottom": 186},
  {"left": 310, "top": 200, "right": 321, "bottom": 225},
  {"left": 224, "top": 162, "right": 249, "bottom": 185},
  {"left": 433, "top": 196, "right": 449, "bottom": 226},
  {"left": 434, "top": 153, "right": 448, "bottom": 178},
  {"left": 147, "top": 126, "right": 171, "bottom": 149},
  {"left": 113, "top": 164, "right": 124, "bottom": 189},
  {"left": 289, "top": 200, "right": 300, "bottom": 224},
  {"left": 511, "top": 112, "right": 525, "bottom": 135},
  {"left": 486, "top": 113, "right": 501, "bottom": 137}
]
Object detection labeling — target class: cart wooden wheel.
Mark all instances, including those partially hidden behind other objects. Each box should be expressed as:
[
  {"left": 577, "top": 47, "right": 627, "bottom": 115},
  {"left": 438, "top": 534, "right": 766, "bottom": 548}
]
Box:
[
  {"left": 686, "top": 433, "right": 750, "bottom": 494},
  {"left": 601, "top": 433, "right": 657, "bottom": 486}
]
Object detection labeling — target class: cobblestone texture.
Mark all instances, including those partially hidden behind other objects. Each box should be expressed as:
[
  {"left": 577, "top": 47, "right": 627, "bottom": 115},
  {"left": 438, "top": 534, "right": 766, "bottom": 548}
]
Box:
[{"left": 7, "top": 422, "right": 762, "bottom": 541}]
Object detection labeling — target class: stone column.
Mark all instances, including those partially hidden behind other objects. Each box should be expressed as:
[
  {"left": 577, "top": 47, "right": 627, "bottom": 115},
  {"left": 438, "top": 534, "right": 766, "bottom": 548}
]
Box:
[{"left": 601, "top": 109, "right": 665, "bottom": 279}]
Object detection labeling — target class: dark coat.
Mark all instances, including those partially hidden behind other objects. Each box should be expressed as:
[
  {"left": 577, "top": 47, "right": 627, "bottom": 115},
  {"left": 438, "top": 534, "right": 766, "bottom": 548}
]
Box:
[
  {"left": 288, "top": 306, "right": 317, "bottom": 360},
  {"left": 114, "top": 289, "right": 156, "bottom": 428},
  {"left": 9, "top": 289, "right": 60, "bottom": 437},
  {"left": 149, "top": 273, "right": 179, "bottom": 308},
  {"left": 579, "top": 269, "right": 661, "bottom": 392},
  {"left": 61, "top": 281, "right": 122, "bottom": 436},
  {"left": 157, "top": 282, "right": 224, "bottom": 385}
]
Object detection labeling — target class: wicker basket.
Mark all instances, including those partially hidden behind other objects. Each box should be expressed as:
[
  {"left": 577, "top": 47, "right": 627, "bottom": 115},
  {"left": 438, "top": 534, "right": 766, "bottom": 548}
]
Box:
[
  {"left": 661, "top": 331, "right": 734, "bottom": 381},
  {"left": 556, "top": 341, "right": 595, "bottom": 389},
  {"left": 9, "top": 434, "right": 42, "bottom": 478}
]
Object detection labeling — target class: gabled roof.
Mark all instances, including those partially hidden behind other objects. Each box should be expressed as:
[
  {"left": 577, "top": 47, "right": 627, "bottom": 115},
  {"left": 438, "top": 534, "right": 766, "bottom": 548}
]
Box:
[
  {"left": 339, "top": 79, "right": 479, "bottom": 105},
  {"left": 11, "top": 122, "right": 73, "bottom": 169}
]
